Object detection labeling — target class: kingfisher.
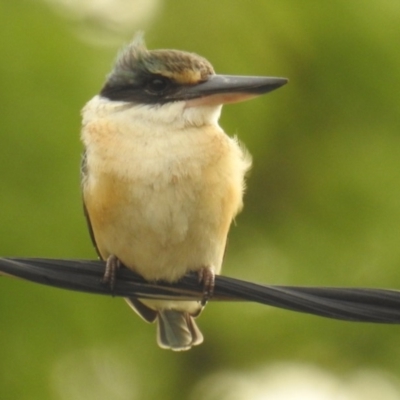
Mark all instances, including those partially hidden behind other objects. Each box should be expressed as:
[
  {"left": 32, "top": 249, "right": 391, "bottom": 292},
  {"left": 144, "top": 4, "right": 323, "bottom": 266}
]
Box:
[{"left": 81, "top": 32, "right": 287, "bottom": 351}]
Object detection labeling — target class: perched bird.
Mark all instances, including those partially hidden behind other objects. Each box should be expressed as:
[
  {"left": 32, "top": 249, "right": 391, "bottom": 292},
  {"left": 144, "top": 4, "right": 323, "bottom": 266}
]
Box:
[{"left": 80, "top": 32, "right": 287, "bottom": 351}]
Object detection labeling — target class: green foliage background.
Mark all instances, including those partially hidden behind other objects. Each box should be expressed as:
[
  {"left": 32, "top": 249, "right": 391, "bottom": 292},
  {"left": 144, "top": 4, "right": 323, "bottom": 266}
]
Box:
[{"left": 1, "top": 0, "right": 400, "bottom": 398}]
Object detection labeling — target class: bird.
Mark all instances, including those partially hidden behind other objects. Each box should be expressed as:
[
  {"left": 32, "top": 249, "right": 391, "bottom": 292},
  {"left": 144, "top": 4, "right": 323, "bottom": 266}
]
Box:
[{"left": 80, "top": 32, "right": 287, "bottom": 351}]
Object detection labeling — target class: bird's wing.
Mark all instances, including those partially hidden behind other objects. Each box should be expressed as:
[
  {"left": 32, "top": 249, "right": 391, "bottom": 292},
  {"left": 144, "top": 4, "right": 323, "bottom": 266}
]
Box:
[
  {"left": 83, "top": 199, "right": 102, "bottom": 259},
  {"left": 125, "top": 297, "right": 158, "bottom": 322},
  {"left": 81, "top": 151, "right": 102, "bottom": 258}
]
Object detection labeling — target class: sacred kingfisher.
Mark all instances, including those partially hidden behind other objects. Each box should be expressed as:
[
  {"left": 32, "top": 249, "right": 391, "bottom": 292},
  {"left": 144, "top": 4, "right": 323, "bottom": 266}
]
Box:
[{"left": 81, "top": 32, "right": 287, "bottom": 350}]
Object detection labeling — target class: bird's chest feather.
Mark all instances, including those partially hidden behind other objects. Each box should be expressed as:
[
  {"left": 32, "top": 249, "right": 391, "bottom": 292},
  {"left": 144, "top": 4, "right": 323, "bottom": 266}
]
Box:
[{"left": 83, "top": 118, "right": 228, "bottom": 245}]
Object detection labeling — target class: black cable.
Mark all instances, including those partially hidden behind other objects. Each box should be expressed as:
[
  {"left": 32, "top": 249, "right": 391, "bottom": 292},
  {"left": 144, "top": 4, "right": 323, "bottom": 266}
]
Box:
[{"left": 1, "top": 257, "right": 400, "bottom": 323}]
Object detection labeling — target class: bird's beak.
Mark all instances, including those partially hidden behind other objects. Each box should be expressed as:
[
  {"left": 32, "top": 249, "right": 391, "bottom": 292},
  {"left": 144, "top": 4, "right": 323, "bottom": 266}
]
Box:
[{"left": 174, "top": 75, "right": 288, "bottom": 107}]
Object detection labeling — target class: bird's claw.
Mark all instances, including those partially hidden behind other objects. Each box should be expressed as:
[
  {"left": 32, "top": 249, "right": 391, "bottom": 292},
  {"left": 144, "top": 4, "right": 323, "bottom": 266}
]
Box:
[
  {"left": 198, "top": 266, "right": 215, "bottom": 306},
  {"left": 103, "top": 254, "right": 121, "bottom": 292}
]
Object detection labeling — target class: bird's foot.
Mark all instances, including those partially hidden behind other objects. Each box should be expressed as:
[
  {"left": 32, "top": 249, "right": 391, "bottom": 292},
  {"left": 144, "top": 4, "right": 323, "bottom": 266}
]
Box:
[
  {"left": 198, "top": 266, "right": 215, "bottom": 306},
  {"left": 102, "top": 254, "right": 121, "bottom": 292}
]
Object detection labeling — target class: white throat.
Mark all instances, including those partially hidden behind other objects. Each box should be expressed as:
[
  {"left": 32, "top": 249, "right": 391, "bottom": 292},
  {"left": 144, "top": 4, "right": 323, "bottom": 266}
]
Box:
[{"left": 82, "top": 96, "right": 223, "bottom": 131}]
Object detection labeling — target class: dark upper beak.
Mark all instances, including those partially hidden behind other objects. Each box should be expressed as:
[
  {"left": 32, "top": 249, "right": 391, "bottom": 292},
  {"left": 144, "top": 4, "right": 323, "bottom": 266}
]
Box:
[{"left": 168, "top": 74, "right": 288, "bottom": 106}]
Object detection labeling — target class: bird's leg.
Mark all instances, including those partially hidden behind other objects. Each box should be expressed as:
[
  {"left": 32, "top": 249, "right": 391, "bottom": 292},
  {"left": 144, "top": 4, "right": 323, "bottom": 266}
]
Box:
[
  {"left": 198, "top": 266, "right": 215, "bottom": 306},
  {"left": 102, "top": 254, "right": 121, "bottom": 291}
]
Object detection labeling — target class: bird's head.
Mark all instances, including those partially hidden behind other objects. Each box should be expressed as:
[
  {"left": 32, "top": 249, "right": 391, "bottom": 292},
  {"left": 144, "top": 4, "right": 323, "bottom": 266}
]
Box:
[{"left": 99, "top": 33, "right": 287, "bottom": 127}]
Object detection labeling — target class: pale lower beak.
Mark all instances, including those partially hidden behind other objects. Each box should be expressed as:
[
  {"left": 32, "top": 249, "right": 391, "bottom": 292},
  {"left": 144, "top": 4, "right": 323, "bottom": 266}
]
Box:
[{"left": 167, "top": 74, "right": 288, "bottom": 106}]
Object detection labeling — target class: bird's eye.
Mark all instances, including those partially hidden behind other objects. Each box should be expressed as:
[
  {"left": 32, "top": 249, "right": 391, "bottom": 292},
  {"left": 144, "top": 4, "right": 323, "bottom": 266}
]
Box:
[{"left": 146, "top": 77, "right": 169, "bottom": 94}]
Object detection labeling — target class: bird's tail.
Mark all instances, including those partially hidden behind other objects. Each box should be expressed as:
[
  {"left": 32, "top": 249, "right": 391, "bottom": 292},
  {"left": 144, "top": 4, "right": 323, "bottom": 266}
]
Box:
[
  {"left": 125, "top": 297, "right": 204, "bottom": 351},
  {"left": 157, "top": 309, "right": 204, "bottom": 351}
]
